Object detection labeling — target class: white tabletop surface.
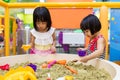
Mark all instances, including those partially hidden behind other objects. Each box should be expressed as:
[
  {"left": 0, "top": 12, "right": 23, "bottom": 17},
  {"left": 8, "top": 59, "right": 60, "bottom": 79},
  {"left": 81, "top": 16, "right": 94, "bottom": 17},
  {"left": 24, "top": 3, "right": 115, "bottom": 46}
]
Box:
[{"left": 103, "top": 60, "right": 120, "bottom": 80}]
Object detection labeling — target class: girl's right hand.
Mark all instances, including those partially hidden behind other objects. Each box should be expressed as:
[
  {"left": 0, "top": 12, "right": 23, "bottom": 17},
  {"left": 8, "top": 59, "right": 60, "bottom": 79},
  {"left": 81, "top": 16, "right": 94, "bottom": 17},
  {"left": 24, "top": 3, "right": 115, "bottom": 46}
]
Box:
[
  {"left": 50, "top": 46, "right": 56, "bottom": 54},
  {"left": 76, "top": 48, "right": 86, "bottom": 51}
]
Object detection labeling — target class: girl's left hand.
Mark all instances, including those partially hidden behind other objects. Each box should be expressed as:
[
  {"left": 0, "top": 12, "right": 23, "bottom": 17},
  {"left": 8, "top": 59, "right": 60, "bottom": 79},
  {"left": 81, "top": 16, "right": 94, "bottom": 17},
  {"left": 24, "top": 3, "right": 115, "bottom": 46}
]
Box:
[
  {"left": 79, "top": 57, "right": 88, "bottom": 63},
  {"left": 50, "top": 46, "right": 56, "bottom": 54}
]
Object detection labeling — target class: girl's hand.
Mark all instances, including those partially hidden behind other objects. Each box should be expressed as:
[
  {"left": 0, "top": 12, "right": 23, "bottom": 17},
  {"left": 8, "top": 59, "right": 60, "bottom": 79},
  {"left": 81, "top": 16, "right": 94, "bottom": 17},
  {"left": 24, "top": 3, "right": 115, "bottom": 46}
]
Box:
[
  {"left": 79, "top": 57, "right": 88, "bottom": 63},
  {"left": 76, "top": 48, "right": 86, "bottom": 51},
  {"left": 50, "top": 45, "right": 56, "bottom": 54}
]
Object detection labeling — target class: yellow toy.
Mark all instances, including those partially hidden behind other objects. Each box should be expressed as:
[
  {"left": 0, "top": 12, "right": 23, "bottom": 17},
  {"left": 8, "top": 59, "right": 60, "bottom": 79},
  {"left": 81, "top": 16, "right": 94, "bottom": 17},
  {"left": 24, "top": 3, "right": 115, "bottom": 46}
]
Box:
[
  {"left": 0, "top": 75, "right": 4, "bottom": 80},
  {"left": 65, "top": 75, "right": 74, "bottom": 80},
  {"left": 21, "top": 44, "right": 31, "bottom": 51},
  {"left": 0, "top": 66, "right": 37, "bottom": 80}
]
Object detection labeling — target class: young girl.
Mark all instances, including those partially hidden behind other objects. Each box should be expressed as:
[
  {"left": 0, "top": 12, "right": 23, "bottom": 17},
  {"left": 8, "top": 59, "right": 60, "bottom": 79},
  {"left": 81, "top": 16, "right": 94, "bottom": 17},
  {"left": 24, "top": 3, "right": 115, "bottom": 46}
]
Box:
[
  {"left": 30, "top": 6, "right": 56, "bottom": 54},
  {"left": 77, "top": 14, "right": 106, "bottom": 63}
]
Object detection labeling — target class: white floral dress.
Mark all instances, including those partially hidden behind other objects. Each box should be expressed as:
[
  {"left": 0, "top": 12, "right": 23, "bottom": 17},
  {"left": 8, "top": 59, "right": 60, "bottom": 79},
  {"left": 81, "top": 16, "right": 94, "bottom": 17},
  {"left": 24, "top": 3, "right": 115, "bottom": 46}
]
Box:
[{"left": 30, "top": 27, "right": 55, "bottom": 55}]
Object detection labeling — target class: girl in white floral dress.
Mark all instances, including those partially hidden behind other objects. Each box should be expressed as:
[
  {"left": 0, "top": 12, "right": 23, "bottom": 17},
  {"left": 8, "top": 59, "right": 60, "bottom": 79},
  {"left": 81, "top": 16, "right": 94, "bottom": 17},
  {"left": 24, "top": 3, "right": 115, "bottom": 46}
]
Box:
[{"left": 30, "top": 6, "right": 56, "bottom": 55}]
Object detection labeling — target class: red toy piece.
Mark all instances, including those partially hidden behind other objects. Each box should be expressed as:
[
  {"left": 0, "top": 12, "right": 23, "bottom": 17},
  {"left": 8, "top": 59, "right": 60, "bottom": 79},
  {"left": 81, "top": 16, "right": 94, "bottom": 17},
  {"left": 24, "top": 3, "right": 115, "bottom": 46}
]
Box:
[
  {"left": 46, "top": 78, "right": 51, "bottom": 80},
  {"left": 0, "top": 64, "right": 9, "bottom": 70}
]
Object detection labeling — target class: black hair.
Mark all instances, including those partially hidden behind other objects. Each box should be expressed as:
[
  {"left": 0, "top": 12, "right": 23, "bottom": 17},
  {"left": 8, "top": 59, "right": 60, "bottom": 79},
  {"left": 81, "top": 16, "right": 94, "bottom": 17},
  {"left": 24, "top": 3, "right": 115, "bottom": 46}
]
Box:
[
  {"left": 80, "top": 14, "right": 101, "bottom": 35},
  {"left": 33, "top": 6, "right": 52, "bottom": 31}
]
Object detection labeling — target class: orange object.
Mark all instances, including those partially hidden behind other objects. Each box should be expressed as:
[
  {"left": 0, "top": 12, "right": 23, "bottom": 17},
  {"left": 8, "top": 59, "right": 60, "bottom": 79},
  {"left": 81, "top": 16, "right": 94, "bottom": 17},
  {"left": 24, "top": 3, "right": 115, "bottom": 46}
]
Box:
[
  {"left": 47, "top": 78, "right": 51, "bottom": 80},
  {"left": 41, "top": 63, "right": 47, "bottom": 68},
  {"left": 57, "top": 60, "right": 66, "bottom": 65},
  {"left": 65, "top": 65, "right": 78, "bottom": 74},
  {"left": 48, "top": 0, "right": 92, "bottom": 29}
]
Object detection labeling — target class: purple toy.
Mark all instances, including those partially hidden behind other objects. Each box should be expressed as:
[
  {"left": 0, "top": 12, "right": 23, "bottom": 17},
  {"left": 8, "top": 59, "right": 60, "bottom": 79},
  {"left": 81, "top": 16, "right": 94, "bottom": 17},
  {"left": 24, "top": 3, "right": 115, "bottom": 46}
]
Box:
[
  {"left": 58, "top": 31, "right": 70, "bottom": 52},
  {"left": 48, "top": 60, "right": 57, "bottom": 68},
  {"left": 27, "top": 63, "right": 37, "bottom": 71},
  {"left": 77, "top": 50, "right": 86, "bottom": 57}
]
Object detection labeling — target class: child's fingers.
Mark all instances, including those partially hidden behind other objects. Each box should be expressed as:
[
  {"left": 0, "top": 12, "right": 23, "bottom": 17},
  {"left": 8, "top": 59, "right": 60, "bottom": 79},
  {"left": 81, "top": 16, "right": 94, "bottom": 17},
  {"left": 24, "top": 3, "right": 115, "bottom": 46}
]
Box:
[
  {"left": 76, "top": 48, "right": 81, "bottom": 51},
  {"left": 50, "top": 47, "right": 56, "bottom": 53},
  {"left": 71, "top": 59, "right": 78, "bottom": 62},
  {"left": 79, "top": 58, "right": 87, "bottom": 63},
  {"left": 51, "top": 50, "right": 56, "bottom": 54}
]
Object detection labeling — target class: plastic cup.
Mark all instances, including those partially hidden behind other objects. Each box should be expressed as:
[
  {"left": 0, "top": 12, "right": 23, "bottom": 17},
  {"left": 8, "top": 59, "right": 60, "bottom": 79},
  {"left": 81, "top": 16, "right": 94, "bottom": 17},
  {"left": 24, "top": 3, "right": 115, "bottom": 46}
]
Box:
[{"left": 77, "top": 50, "right": 86, "bottom": 57}]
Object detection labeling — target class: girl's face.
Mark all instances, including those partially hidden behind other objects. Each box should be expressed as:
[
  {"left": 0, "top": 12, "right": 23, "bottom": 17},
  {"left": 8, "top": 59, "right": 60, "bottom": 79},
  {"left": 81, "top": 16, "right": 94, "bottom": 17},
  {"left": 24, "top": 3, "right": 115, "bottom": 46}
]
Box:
[
  {"left": 36, "top": 21, "right": 47, "bottom": 32},
  {"left": 83, "top": 29, "right": 92, "bottom": 38}
]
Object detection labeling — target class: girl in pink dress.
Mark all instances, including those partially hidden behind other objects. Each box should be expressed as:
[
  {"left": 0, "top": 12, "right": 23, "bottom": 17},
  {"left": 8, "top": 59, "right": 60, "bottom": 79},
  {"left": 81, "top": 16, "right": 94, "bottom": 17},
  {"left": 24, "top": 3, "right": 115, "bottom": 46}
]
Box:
[
  {"left": 77, "top": 14, "right": 106, "bottom": 63},
  {"left": 30, "top": 7, "right": 56, "bottom": 55}
]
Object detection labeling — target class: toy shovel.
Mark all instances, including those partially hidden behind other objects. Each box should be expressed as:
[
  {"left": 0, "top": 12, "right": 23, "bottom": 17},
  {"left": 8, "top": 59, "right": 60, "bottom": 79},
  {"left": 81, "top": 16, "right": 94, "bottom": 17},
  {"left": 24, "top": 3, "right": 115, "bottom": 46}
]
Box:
[{"left": 21, "top": 44, "right": 31, "bottom": 51}]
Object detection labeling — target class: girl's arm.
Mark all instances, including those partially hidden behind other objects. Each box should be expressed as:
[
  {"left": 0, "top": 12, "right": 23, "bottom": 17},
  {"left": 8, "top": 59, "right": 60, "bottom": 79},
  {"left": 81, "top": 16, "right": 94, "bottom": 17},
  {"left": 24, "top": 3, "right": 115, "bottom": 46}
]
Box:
[
  {"left": 52, "top": 32, "right": 56, "bottom": 47},
  {"left": 30, "top": 33, "right": 35, "bottom": 48},
  {"left": 80, "top": 37, "right": 106, "bottom": 63},
  {"left": 51, "top": 31, "right": 56, "bottom": 53},
  {"left": 21, "top": 33, "right": 35, "bottom": 52}
]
